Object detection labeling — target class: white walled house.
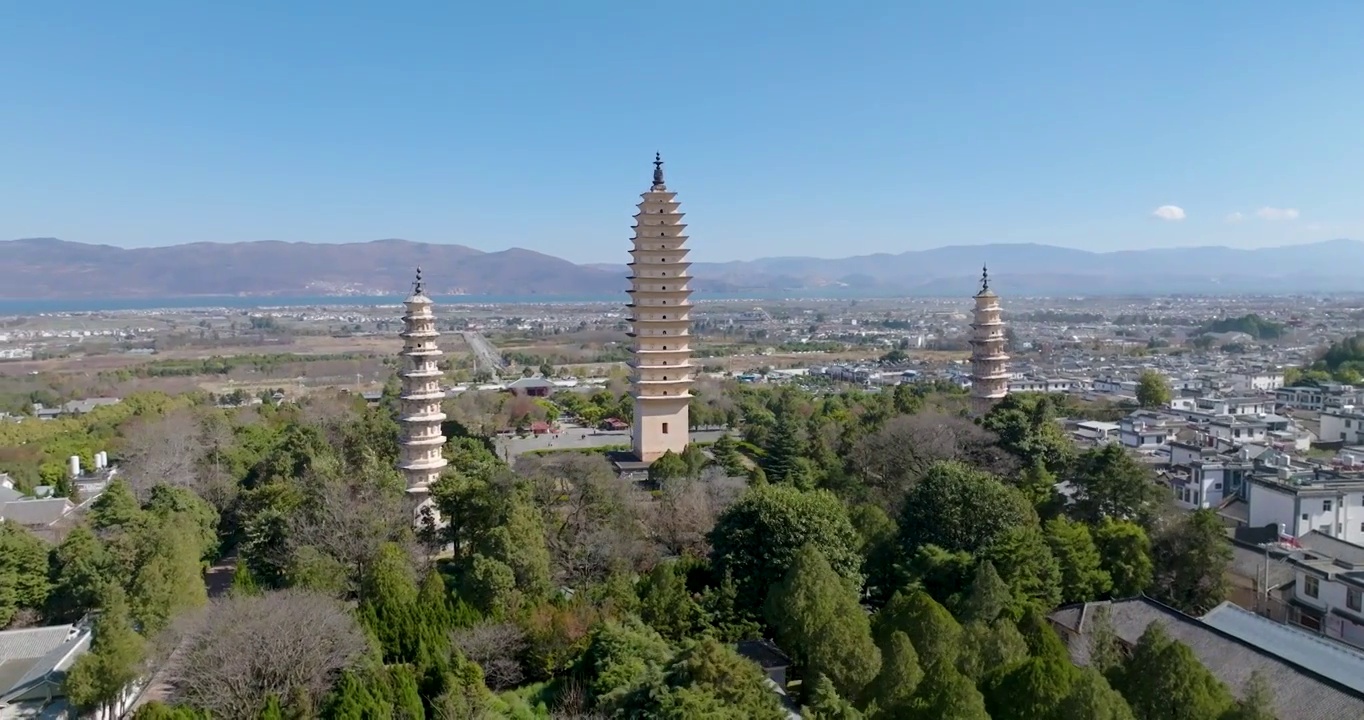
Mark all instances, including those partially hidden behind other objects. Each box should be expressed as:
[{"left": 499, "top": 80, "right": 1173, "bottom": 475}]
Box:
[
  {"left": 1285, "top": 532, "right": 1364, "bottom": 649},
  {"left": 1119, "top": 412, "right": 1181, "bottom": 450},
  {"left": 1248, "top": 473, "right": 1364, "bottom": 545},
  {"left": 1171, "top": 459, "right": 1255, "bottom": 509},
  {"left": 1321, "top": 409, "right": 1364, "bottom": 445},
  {"left": 1231, "top": 371, "right": 1285, "bottom": 392},
  {"left": 1093, "top": 376, "right": 1136, "bottom": 395},
  {"left": 1278, "top": 385, "right": 1364, "bottom": 412},
  {"left": 1008, "top": 377, "right": 1079, "bottom": 393},
  {"left": 1207, "top": 417, "right": 1269, "bottom": 445}
]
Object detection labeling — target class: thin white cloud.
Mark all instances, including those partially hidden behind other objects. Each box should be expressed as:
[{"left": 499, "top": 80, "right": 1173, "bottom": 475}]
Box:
[
  {"left": 1255, "top": 206, "right": 1300, "bottom": 221},
  {"left": 1152, "top": 205, "right": 1186, "bottom": 221},
  {"left": 1225, "top": 212, "right": 1244, "bottom": 224}
]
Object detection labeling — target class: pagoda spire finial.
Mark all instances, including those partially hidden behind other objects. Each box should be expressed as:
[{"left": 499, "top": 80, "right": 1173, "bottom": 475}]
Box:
[
  {"left": 413, "top": 266, "right": 424, "bottom": 295},
  {"left": 652, "top": 152, "right": 664, "bottom": 187},
  {"left": 981, "top": 264, "right": 989, "bottom": 293}
]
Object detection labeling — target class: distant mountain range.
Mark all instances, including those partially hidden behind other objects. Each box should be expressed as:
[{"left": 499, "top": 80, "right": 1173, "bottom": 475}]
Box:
[{"left": 3, "top": 237, "right": 1362, "bottom": 299}]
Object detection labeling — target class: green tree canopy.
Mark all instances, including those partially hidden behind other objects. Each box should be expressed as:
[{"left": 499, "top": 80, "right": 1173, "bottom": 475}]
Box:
[
  {"left": 897, "top": 461, "right": 1038, "bottom": 558},
  {"left": 766, "top": 545, "right": 881, "bottom": 701},
  {"left": 1067, "top": 445, "right": 1162, "bottom": 524},
  {"left": 1094, "top": 518, "right": 1154, "bottom": 597},
  {"left": 1135, "top": 371, "right": 1172, "bottom": 409},
  {"left": 1112, "top": 624, "right": 1234, "bottom": 720},
  {"left": 1045, "top": 517, "right": 1113, "bottom": 604},
  {"left": 710, "top": 485, "right": 862, "bottom": 612}
]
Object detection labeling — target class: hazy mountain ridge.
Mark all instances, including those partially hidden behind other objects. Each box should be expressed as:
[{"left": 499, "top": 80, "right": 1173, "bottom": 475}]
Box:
[{"left": 2, "top": 237, "right": 1360, "bottom": 299}]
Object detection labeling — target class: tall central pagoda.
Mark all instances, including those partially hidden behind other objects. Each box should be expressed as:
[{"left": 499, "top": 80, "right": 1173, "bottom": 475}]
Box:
[
  {"left": 397, "top": 268, "right": 448, "bottom": 495},
  {"left": 969, "top": 265, "right": 1010, "bottom": 415},
  {"left": 627, "top": 154, "right": 693, "bottom": 462}
]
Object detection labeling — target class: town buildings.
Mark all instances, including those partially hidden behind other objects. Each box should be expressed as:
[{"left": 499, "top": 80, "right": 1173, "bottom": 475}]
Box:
[
  {"left": 396, "top": 269, "right": 448, "bottom": 504},
  {"left": 626, "top": 154, "right": 693, "bottom": 462},
  {"left": 968, "top": 267, "right": 1009, "bottom": 415}
]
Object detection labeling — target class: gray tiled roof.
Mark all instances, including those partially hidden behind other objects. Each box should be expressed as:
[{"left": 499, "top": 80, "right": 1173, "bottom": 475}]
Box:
[
  {"left": 1299, "top": 531, "right": 1364, "bottom": 566},
  {"left": 1049, "top": 598, "right": 1364, "bottom": 719},
  {"left": 0, "top": 498, "right": 72, "bottom": 526},
  {"left": 0, "top": 625, "right": 85, "bottom": 702}
]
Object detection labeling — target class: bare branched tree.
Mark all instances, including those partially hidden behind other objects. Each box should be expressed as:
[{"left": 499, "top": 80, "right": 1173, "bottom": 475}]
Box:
[
  {"left": 451, "top": 623, "right": 527, "bottom": 690},
  {"left": 851, "top": 411, "right": 1017, "bottom": 511},
  {"left": 289, "top": 452, "right": 413, "bottom": 596},
  {"left": 517, "top": 453, "right": 652, "bottom": 585},
  {"left": 118, "top": 408, "right": 208, "bottom": 498},
  {"left": 648, "top": 467, "right": 744, "bottom": 557},
  {"left": 166, "top": 590, "right": 368, "bottom": 719},
  {"left": 297, "top": 391, "right": 360, "bottom": 448}
]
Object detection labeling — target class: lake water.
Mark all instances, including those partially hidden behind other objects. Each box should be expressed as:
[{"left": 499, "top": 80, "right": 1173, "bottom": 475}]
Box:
[{"left": 0, "top": 288, "right": 881, "bottom": 314}]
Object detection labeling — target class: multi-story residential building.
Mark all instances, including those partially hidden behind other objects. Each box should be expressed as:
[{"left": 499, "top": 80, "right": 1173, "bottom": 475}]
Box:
[
  {"left": 1230, "top": 370, "right": 1286, "bottom": 392},
  {"left": 1277, "top": 384, "right": 1364, "bottom": 412},
  {"left": 1070, "top": 420, "right": 1119, "bottom": 445},
  {"left": 1119, "top": 410, "right": 1182, "bottom": 449},
  {"left": 1321, "top": 408, "right": 1364, "bottom": 445},
  {"left": 1248, "top": 467, "right": 1364, "bottom": 545},
  {"left": 1170, "top": 458, "right": 1257, "bottom": 510},
  {"left": 1007, "top": 377, "right": 1079, "bottom": 393},
  {"left": 1093, "top": 375, "right": 1136, "bottom": 395},
  {"left": 1208, "top": 417, "right": 1269, "bottom": 445},
  {"left": 1283, "top": 532, "right": 1364, "bottom": 648}
]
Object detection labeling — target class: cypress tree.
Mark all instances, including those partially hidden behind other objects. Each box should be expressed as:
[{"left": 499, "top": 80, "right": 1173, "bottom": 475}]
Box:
[{"left": 766, "top": 545, "right": 881, "bottom": 701}]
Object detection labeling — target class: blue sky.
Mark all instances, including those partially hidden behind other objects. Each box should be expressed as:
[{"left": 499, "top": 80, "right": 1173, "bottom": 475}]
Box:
[{"left": 2, "top": 2, "right": 1361, "bottom": 262}]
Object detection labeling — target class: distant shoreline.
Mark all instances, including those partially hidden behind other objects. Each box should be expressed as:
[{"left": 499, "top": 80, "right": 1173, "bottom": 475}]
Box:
[{"left": 0, "top": 288, "right": 888, "bottom": 315}]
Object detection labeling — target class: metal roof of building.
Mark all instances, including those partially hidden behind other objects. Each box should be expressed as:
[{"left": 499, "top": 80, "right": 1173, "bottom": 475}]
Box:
[
  {"left": 1050, "top": 597, "right": 1364, "bottom": 720},
  {"left": 1201, "top": 601, "right": 1364, "bottom": 694}
]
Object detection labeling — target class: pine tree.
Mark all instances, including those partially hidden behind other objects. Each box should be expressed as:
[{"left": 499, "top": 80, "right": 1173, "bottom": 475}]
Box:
[
  {"left": 1087, "top": 605, "right": 1124, "bottom": 678},
  {"left": 1059, "top": 667, "right": 1135, "bottom": 720},
  {"left": 230, "top": 559, "right": 262, "bottom": 597},
  {"left": 803, "top": 674, "right": 863, "bottom": 720},
  {"left": 388, "top": 665, "right": 427, "bottom": 720},
  {"left": 957, "top": 618, "right": 1030, "bottom": 681},
  {"left": 766, "top": 545, "right": 881, "bottom": 701},
  {"left": 639, "top": 562, "right": 700, "bottom": 641},
  {"left": 63, "top": 586, "right": 147, "bottom": 716},
  {"left": 873, "top": 589, "right": 962, "bottom": 669},
  {"left": 982, "top": 655, "right": 1077, "bottom": 720},
  {"left": 958, "top": 560, "right": 1011, "bottom": 624},
  {"left": 906, "top": 660, "right": 990, "bottom": 720},
  {"left": 863, "top": 631, "right": 922, "bottom": 715},
  {"left": 1114, "top": 624, "right": 1234, "bottom": 720},
  {"left": 1093, "top": 519, "right": 1154, "bottom": 597},
  {"left": 1045, "top": 517, "right": 1113, "bottom": 604}
]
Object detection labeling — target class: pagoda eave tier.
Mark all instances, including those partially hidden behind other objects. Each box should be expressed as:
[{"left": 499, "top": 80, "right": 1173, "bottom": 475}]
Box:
[
  {"left": 635, "top": 392, "right": 693, "bottom": 401},
  {"left": 401, "top": 435, "right": 447, "bottom": 447},
  {"left": 627, "top": 360, "right": 693, "bottom": 369},
  {"left": 626, "top": 301, "right": 693, "bottom": 309},
  {"left": 625, "top": 332, "right": 690, "bottom": 339},
  {"left": 399, "top": 412, "right": 447, "bottom": 423},
  {"left": 629, "top": 315, "right": 691, "bottom": 323},
  {"left": 627, "top": 262, "right": 692, "bottom": 272},
  {"left": 397, "top": 459, "right": 448, "bottom": 472}
]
